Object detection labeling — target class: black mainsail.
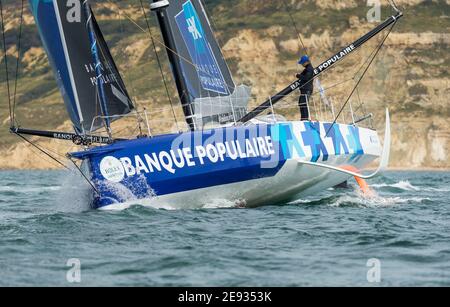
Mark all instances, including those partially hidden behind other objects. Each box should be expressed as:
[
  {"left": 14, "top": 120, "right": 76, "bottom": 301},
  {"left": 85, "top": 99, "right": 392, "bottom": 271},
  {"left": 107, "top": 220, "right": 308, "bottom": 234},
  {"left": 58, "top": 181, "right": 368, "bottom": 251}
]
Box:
[
  {"left": 28, "top": 0, "right": 134, "bottom": 134},
  {"left": 151, "top": 0, "right": 250, "bottom": 130}
]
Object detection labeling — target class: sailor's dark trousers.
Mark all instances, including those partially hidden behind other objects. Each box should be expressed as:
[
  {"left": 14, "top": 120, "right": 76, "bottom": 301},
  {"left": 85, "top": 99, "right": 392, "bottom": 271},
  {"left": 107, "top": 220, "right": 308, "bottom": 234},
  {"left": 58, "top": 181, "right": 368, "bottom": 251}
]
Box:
[{"left": 298, "top": 91, "right": 312, "bottom": 121}]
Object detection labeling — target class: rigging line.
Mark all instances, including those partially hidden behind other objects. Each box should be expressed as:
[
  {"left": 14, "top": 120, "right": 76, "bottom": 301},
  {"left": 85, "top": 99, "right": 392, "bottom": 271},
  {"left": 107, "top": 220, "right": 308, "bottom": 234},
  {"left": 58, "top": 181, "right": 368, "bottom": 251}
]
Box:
[
  {"left": 14, "top": 132, "right": 71, "bottom": 170},
  {"left": 20, "top": 136, "right": 74, "bottom": 161},
  {"left": 293, "top": 38, "right": 366, "bottom": 94},
  {"left": 353, "top": 32, "right": 388, "bottom": 81},
  {"left": 289, "top": 26, "right": 374, "bottom": 96},
  {"left": 200, "top": 0, "right": 236, "bottom": 86},
  {"left": 19, "top": 140, "right": 66, "bottom": 170},
  {"left": 281, "top": 0, "right": 307, "bottom": 54},
  {"left": 292, "top": 14, "right": 395, "bottom": 98},
  {"left": 139, "top": 0, "right": 180, "bottom": 131},
  {"left": 241, "top": 32, "right": 376, "bottom": 125},
  {"left": 199, "top": 0, "right": 224, "bottom": 50},
  {"left": 352, "top": 0, "right": 402, "bottom": 80},
  {"left": 389, "top": 0, "right": 400, "bottom": 12},
  {"left": 290, "top": 15, "right": 396, "bottom": 106},
  {"left": 104, "top": 0, "right": 147, "bottom": 32},
  {"left": 328, "top": 24, "right": 395, "bottom": 132},
  {"left": 37, "top": 139, "right": 76, "bottom": 161},
  {"left": 308, "top": 78, "right": 354, "bottom": 99},
  {"left": 274, "top": 78, "right": 354, "bottom": 109},
  {"left": 0, "top": 0, "right": 12, "bottom": 127},
  {"left": 117, "top": 3, "right": 137, "bottom": 103},
  {"left": 114, "top": 4, "right": 144, "bottom": 136},
  {"left": 68, "top": 157, "right": 100, "bottom": 195},
  {"left": 12, "top": 0, "right": 24, "bottom": 127},
  {"left": 19, "top": 133, "right": 73, "bottom": 165},
  {"left": 354, "top": 87, "right": 364, "bottom": 113},
  {"left": 325, "top": 22, "right": 397, "bottom": 137}
]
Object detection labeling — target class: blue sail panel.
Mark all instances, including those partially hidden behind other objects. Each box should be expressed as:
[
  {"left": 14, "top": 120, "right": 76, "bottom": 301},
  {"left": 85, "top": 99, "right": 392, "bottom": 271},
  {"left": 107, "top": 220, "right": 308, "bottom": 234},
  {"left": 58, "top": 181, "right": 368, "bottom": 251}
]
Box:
[
  {"left": 29, "top": 0, "right": 82, "bottom": 132},
  {"left": 166, "top": 0, "right": 236, "bottom": 100},
  {"left": 175, "top": 1, "right": 228, "bottom": 95},
  {"left": 161, "top": 0, "right": 248, "bottom": 129}
]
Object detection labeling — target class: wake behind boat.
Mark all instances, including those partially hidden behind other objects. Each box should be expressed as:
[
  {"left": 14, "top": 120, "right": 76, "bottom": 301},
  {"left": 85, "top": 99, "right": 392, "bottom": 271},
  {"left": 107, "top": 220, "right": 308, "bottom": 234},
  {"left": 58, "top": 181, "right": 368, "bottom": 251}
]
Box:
[{"left": 3, "top": 0, "right": 402, "bottom": 210}]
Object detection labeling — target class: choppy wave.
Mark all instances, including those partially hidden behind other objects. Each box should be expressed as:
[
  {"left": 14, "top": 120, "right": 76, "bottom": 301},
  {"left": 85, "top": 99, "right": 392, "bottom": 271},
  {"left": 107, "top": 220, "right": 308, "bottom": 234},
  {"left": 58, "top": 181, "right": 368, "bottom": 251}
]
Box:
[
  {"left": 290, "top": 193, "right": 430, "bottom": 209},
  {"left": 329, "top": 195, "right": 430, "bottom": 208},
  {"left": 371, "top": 180, "right": 450, "bottom": 193},
  {"left": 64, "top": 179, "right": 435, "bottom": 212},
  {"left": 0, "top": 186, "right": 61, "bottom": 193},
  {"left": 100, "top": 197, "right": 241, "bottom": 211},
  {"left": 371, "top": 180, "right": 420, "bottom": 191},
  {"left": 202, "top": 199, "right": 243, "bottom": 209},
  {"left": 0, "top": 170, "right": 449, "bottom": 286}
]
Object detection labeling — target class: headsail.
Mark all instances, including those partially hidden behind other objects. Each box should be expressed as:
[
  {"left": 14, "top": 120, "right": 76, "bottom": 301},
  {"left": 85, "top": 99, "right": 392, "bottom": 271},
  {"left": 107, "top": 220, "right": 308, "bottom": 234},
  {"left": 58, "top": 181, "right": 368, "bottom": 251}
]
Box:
[
  {"left": 29, "top": 0, "right": 134, "bottom": 134},
  {"left": 153, "top": 0, "right": 249, "bottom": 129}
]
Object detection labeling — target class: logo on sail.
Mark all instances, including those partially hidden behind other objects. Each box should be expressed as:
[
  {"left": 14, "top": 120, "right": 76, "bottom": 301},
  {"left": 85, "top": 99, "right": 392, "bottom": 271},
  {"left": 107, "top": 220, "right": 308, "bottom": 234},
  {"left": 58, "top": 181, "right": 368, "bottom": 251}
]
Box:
[
  {"left": 187, "top": 17, "right": 202, "bottom": 40},
  {"left": 175, "top": 0, "right": 228, "bottom": 95}
]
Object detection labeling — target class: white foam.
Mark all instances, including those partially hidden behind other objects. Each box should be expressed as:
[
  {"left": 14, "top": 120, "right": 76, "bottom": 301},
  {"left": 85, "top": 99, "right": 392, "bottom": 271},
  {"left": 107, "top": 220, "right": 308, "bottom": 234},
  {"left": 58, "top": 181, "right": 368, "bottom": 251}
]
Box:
[
  {"left": 0, "top": 186, "right": 61, "bottom": 193},
  {"left": 372, "top": 180, "right": 420, "bottom": 191},
  {"left": 53, "top": 170, "right": 93, "bottom": 213},
  {"left": 97, "top": 194, "right": 243, "bottom": 211},
  {"left": 98, "top": 198, "right": 188, "bottom": 211},
  {"left": 423, "top": 187, "right": 450, "bottom": 192},
  {"left": 202, "top": 198, "right": 242, "bottom": 209},
  {"left": 328, "top": 194, "right": 430, "bottom": 208},
  {"left": 371, "top": 180, "right": 450, "bottom": 193},
  {"left": 94, "top": 174, "right": 157, "bottom": 209}
]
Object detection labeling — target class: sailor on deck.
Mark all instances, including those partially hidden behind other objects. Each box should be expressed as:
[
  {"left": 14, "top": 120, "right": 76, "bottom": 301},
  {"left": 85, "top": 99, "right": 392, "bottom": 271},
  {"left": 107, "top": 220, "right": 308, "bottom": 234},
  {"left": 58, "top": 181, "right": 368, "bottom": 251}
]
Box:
[{"left": 296, "top": 55, "right": 314, "bottom": 121}]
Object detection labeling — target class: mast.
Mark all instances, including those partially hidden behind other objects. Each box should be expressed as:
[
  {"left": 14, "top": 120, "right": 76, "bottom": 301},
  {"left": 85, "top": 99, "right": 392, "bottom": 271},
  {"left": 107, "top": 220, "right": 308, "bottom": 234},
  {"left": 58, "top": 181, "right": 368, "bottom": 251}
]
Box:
[
  {"left": 238, "top": 10, "right": 403, "bottom": 124},
  {"left": 150, "top": 0, "right": 196, "bottom": 131},
  {"left": 83, "top": 0, "right": 112, "bottom": 137}
]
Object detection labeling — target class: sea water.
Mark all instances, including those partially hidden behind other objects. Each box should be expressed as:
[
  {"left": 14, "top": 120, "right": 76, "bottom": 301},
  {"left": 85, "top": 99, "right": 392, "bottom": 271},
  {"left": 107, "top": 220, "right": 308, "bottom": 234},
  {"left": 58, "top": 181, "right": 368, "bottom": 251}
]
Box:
[{"left": 0, "top": 170, "right": 449, "bottom": 286}]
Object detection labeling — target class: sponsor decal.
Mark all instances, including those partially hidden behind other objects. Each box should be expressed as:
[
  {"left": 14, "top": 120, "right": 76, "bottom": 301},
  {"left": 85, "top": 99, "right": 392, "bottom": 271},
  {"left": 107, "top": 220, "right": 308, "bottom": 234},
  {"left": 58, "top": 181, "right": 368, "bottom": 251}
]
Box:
[
  {"left": 271, "top": 123, "right": 305, "bottom": 159},
  {"left": 175, "top": 0, "right": 228, "bottom": 94},
  {"left": 290, "top": 80, "right": 301, "bottom": 90},
  {"left": 314, "top": 44, "right": 356, "bottom": 75},
  {"left": 302, "top": 122, "right": 329, "bottom": 162},
  {"left": 99, "top": 137, "right": 276, "bottom": 181},
  {"left": 272, "top": 122, "right": 364, "bottom": 162},
  {"left": 98, "top": 123, "right": 368, "bottom": 182},
  {"left": 323, "top": 123, "right": 350, "bottom": 155},
  {"left": 100, "top": 156, "right": 125, "bottom": 182},
  {"left": 53, "top": 133, "right": 74, "bottom": 141},
  {"left": 218, "top": 112, "right": 235, "bottom": 124},
  {"left": 347, "top": 125, "right": 365, "bottom": 161}
]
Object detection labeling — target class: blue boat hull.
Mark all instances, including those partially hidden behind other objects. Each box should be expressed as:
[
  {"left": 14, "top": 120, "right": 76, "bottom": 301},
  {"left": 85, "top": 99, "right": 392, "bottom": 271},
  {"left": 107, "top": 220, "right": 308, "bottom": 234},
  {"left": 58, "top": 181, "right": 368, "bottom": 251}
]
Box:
[{"left": 70, "top": 122, "right": 382, "bottom": 210}]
